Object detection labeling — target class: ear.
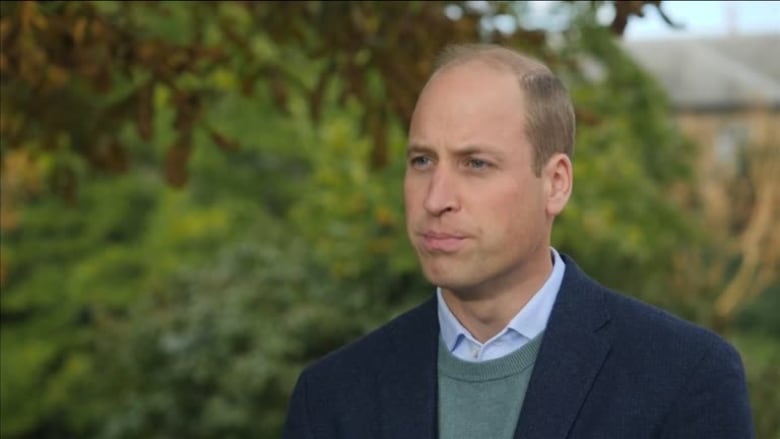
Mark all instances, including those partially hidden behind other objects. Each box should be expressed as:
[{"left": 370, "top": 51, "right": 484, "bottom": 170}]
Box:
[{"left": 543, "top": 153, "right": 573, "bottom": 217}]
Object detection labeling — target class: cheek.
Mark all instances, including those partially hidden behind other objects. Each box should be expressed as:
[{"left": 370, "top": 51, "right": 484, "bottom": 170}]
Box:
[
  {"left": 403, "top": 179, "right": 414, "bottom": 207},
  {"left": 479, "top": 187, "right": 539, "bottom": 235},
  {"left": 404, "top": 175, "right": 428, "bottom": 206},
  {"left": 403, "top": 180, "right": 421, "bottom": 223}
]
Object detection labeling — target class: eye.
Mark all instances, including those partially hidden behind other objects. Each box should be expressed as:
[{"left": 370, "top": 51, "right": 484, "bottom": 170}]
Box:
[
  {"left": 466, "top": 158, "right": 490, "bottom": 169},
  {"left": 409, "top": 155, "right": 433, "bottom": 169}
]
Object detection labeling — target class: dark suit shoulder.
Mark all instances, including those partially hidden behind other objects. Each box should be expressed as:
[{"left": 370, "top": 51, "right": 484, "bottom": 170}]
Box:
[
  {"left": 595, "top": 285, "right": 748, "bottom": 417},
  {"left": 549, "top": 261, "right": 753, "bottom": 437},
  {"left": 593, "top": 288, "right": 753, "bottom": 437},
  {"left": 604, "top": 288, "right": 728, "bottom": 356},
  {"left": 559, "top": 254, "right": 730, "bottom": 362}
]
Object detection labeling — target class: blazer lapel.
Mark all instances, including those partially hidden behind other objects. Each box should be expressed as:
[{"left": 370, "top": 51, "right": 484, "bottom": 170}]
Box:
[
  {"left": 377, "top": 297, "right": 439, "bottom": 439},
  {"left": 514, "top": 256, "right": 612, "bottom": 439}
]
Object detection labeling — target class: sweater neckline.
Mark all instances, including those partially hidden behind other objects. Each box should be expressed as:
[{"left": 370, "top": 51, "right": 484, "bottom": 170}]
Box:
[{"left": 438, "top": 331, "right": 544, "bottom": 382}]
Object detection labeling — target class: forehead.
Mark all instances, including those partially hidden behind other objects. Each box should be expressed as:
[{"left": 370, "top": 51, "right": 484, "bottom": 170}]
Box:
[
  {"left": 423, "top": 60, "right": 521, "bottom": 101},
  {"left": 409, "top": 61, "right": 527, "bottom": 144}
]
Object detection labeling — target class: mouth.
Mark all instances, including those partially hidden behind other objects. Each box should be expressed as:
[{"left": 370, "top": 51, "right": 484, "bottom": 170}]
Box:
[{"left": 418, "top": 231, "right": 468, "bottom": 253}]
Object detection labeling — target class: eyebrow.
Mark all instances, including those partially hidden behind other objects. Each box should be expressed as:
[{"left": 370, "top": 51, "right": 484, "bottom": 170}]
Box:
[
  {"left": 407, "top": 143, "right": 503, "bottom": 159},
  {"left": 406, "top": 143, "right": 435, "bottom": 156}
]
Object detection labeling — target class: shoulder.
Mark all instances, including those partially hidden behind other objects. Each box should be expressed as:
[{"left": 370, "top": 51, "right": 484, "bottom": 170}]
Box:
[
  {"left": 598, "top": 282, "right": 752, "bottom": 436},
  {"left": 604, "top": 287, "right": 735, "bottom": 361},
  {"left": 555, "top": 256, "right": 754, "bottom": 437},
  {"left": 559, "top": 254, "right": 736, "bottom": 362},
  {"left": 593, "top": 278, "right": 746, "bottom": 397}
]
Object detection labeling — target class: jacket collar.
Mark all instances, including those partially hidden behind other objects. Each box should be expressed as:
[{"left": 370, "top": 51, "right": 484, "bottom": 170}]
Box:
[
  {"left": 376, "top": 254, "right": 612, "bottom": 439},
  {"left": 514, "top": 254, "right": 612, "bottom": 438}
]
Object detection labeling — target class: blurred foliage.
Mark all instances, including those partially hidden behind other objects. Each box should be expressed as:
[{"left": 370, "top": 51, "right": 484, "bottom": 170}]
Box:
[{"left": 0, "top": 1, "right": 776, "bottom": 438}]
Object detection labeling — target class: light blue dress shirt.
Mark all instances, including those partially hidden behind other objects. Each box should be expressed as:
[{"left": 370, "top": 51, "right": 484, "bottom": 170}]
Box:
[{"left": 437, "top": 248, "right": 566, "bottom": 362}]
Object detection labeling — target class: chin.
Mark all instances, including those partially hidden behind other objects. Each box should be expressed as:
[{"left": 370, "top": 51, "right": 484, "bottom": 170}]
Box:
[{"left": 421, "top": 266, "right": 472, "bottom": 290}]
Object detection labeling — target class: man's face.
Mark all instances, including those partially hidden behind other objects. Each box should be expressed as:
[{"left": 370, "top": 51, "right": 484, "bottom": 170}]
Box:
[{"left": 404, "top": 61, "right": 555, "bottom": 296}]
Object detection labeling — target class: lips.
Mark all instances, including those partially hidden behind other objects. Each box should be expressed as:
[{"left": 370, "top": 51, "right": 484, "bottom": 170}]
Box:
[{"left": 419, "top": 231, "right": 468, "bottom": 253}]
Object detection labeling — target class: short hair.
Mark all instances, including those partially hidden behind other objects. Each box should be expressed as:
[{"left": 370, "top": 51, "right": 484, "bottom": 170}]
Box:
[{"left": 431, "top": 44, "right": 575, "bottom": 175}]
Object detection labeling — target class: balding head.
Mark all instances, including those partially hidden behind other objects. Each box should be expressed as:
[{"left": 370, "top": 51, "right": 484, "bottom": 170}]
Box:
[{"left": 423, "top": 44, "right": 575, "bottom": 175}]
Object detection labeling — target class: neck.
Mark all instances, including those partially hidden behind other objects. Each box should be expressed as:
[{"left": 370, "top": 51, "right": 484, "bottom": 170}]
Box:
[{"left": 441, "top": 251, "right": 553, "bottom": 343}]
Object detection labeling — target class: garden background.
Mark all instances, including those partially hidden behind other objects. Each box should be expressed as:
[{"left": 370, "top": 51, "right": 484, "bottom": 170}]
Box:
[{"left": 1, "top": 2, "right": 778, "bottom": 438}]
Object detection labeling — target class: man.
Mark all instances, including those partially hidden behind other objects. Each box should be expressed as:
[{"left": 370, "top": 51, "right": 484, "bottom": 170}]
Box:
[{"left": 282, "top": 44, "right": 754, "bottom": 438}]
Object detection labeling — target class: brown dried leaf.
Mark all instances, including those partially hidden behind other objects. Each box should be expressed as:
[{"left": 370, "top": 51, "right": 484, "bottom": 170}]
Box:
[
  {"left": 51, "top": 165, "right": 78, "bottom": 206},
  {"left": 269, "top": 74, "right": 288, "bottom": 113},
  {"left": 164, "top": 134, "right": 192, "bottom": 188},
  {"left": 19, "top": 1, "right": 38, "bottom": 33},
  {"left": 72, "top": 17, "right": 88, "bottom": 46},
  {"left": 137, "top": 81, "right": 154, "bottom": 141},
  {"left": 173, "top": 93, "right": 200, "bottom": 133},
  {"left": 46, "top": 64, "right": 70, "bottom": 89},
  {"left": 209, "top": 129, "right": 240, "bottom": 152},
  {"left": 370, "top": 119, "right": 388, "bottom": 170},
  {"left": 0, "top": 17, "right": 14, "bottom": 45},
  {"left": 575, "top": 107, "right": 602, "bottom": 126},
  {"left": 106, "top": 139, "right": 129, "bottom": 173}
]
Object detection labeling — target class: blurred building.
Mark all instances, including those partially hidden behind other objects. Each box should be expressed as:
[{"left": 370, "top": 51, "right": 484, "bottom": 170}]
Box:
[
  {"left": 622, "top": 33, "right": 779, "bottom": 314},
  {"left": 623, "top": 33, "right": 779, "bottom": 172},
  {"left": 623, "top": 33, "right": 780, "bottom": 223}
]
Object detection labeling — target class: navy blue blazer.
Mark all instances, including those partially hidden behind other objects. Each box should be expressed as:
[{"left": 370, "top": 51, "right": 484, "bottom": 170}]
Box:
[{"left": 282, "top": 255, "right": 754, "bottom": 438}]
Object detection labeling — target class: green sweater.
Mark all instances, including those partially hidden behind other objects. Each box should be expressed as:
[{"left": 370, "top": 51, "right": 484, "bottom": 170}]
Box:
[{"left": 438, "top": 333, "right": 544, "bottom": 439}]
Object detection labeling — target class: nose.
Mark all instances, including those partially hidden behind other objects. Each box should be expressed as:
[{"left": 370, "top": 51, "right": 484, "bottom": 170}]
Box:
[{"left": 424, "top": 167, "right": 460, "bottom": 216}]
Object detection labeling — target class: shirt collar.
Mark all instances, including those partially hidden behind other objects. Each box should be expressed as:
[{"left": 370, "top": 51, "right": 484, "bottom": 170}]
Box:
[{"left": 437, "top": 248, "right": 566, "bottom": 352}]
